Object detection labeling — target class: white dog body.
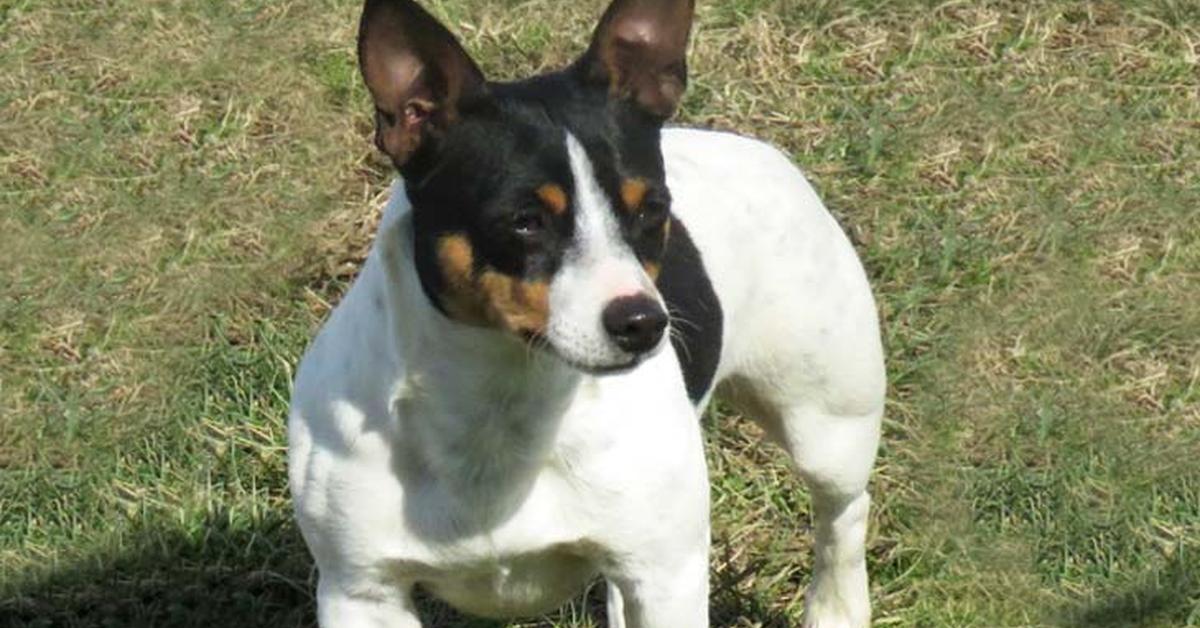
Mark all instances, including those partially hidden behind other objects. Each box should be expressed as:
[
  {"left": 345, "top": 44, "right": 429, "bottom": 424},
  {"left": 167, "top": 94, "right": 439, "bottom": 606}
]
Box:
[{"left": 290, "top": 128, "right": 884, "bottom": 627}]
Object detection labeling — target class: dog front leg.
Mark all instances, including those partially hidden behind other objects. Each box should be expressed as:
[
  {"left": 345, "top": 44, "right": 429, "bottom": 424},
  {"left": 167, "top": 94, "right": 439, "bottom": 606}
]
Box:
[
  {"left": 317, "top": 576, "right": 422, "bottom": 628},
  {"left": 607, "top": 551, "right": 709, "bottom": 628}
]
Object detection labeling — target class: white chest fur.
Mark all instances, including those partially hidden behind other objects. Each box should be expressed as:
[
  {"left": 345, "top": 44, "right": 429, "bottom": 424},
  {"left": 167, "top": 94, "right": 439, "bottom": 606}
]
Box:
[{"left": 288, "top": 265, "right": 708, "bottom": 618}]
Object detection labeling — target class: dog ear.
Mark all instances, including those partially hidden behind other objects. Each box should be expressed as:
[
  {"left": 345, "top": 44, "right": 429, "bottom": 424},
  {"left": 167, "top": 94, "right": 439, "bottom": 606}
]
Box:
[
  {"left": 358, "top": 0, "right": 486, "bottom": 167},
  {"left": 576, "top": 0, "right": 696, "bottom": 119}
]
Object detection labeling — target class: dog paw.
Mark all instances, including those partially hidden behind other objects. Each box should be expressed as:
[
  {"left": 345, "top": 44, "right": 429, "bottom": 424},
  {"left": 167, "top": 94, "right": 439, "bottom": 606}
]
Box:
[
  {"left": 802, "top": 608, "right": 870, "bottom": 628},
  {"left": 802, "top": 587, "right": 870, "bottom": 628}
]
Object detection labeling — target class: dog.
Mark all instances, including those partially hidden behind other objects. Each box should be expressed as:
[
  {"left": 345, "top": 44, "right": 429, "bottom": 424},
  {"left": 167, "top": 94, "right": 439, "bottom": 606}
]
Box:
[{"left": 287, "top": 0, "right": 885, "bottom": 625}]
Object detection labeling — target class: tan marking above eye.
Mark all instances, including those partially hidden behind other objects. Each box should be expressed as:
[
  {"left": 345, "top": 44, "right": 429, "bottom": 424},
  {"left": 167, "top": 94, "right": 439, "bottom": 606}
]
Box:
[
  {"left": 643, "top": 262, "right": 662, "bottom": 282},
  {"left": 620, "top": 178, "right": 649, "bottom": 212},
  {"left": 536, "top": 184, "right": 569, "bottom": 215}
]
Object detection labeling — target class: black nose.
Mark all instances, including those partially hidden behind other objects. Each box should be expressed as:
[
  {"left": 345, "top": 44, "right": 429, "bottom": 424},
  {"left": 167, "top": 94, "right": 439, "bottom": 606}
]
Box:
[{"left": 602, "top": 295, "right": 668, "bottom": 355}]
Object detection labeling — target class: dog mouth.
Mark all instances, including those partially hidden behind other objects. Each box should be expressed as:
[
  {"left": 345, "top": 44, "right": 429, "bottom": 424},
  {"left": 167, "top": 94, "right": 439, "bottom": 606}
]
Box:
[
  {"left": 545, "top": 340, "right": 664, "bottom": 377},
  {"left": 522, "top": 329, "right": 665, "bottom": 376},
  {"left": 568, "top": 358, "right": 640, "bottom": 376}
]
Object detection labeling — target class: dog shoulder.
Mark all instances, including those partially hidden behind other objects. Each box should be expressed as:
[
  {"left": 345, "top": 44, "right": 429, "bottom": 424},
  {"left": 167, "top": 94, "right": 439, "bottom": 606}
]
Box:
[{"left": 290, "top": 201, "right": 413, "bottom": 446}]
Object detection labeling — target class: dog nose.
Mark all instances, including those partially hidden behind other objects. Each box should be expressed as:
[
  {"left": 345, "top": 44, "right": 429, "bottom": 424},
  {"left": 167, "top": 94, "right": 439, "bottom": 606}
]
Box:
[{"left": 602, "top": 295, "right": 668, "bottom": 355}]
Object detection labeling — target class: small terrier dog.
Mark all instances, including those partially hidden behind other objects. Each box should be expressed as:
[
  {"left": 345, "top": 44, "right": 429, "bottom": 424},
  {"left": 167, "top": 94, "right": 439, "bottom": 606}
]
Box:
[{"left": 288, "top": 0, "right": 885, "bottom": 625}]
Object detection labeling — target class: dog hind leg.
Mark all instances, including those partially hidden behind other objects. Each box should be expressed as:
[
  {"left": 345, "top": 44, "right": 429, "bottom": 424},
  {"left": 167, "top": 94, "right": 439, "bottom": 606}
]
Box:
[
  {"left": 606, "top": 579, "right": 627, "bottom": 628},
  {"left": 723, "top": 377, "right": 881, "bottom": 628}
]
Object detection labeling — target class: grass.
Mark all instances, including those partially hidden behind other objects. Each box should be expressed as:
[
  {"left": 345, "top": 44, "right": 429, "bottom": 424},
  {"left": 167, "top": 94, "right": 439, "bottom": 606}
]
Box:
[{"left": 2, "top": 0, "right": 1198, "bottom": 626}]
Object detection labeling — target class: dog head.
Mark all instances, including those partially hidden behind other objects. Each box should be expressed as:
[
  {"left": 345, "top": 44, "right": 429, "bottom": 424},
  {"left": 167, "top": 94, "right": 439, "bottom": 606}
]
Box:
[{"left": 359, "top": 0, "right": 695, "bottom": 373}]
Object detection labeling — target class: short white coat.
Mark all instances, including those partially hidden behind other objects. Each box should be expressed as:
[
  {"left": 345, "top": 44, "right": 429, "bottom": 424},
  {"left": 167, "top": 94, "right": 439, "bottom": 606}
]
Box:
[{"left": 289, "top": 128, "right": 885, "bottom": 627}]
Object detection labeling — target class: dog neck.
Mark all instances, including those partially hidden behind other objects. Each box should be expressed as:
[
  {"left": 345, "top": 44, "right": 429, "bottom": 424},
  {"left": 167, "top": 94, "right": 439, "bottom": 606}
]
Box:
[{"left": 373, "top": 188, "right": 584, "bottom": 518}]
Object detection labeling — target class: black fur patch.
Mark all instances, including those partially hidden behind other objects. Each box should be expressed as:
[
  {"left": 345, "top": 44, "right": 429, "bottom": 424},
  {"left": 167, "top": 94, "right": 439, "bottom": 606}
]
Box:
[
  {"left": 403, "top": 70, "right": 671, "bottom": 325},
  {"left": 657, "top": 218, "right": 723, "bottom": 404}
]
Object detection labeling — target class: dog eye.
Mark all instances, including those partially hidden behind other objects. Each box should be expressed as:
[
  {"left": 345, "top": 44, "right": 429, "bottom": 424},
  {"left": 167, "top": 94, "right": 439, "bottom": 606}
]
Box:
[
  {"left": 508, "top": 211, "right": 547, "bottom": 239},
  {"left": 376, "top": 108, "right": 397, "bottom": 127},
  {"left": 636, "top": 198, "right": 669, "bottom": 230}
]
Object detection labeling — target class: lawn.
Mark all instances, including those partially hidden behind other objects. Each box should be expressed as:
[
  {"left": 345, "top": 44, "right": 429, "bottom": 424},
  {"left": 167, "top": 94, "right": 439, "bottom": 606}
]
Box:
[{"left": 2, "top": 0, "right": 1198, "bottom": 626}]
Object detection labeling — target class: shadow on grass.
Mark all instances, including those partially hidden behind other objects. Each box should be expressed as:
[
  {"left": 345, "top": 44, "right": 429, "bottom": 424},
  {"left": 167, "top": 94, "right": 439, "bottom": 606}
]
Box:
[
  {"left": 711, "top": 567, "right": 794, "bottom": 628},
  {"left": 1060, "top": 549, "right": 1200, "bottom": 628},
  {"left": 2, "top": 513, "right": 796, "bottom": 628},
  {"left": 0, "top": 513, "right": 315, "bottom": 628}
]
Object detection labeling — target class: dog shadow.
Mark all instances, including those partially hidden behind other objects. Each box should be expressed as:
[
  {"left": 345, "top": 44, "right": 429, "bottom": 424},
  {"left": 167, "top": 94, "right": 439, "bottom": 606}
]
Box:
[
  {"left": 0, "top": 511, "right": 315, "bottom": 628},
  {"left": 2, "top": 513, "right": 794, "bottom": 628},
  {"left": 414, "top": 556, "right": 794, "bottom": 627},
  {"left": 1056, "top": 547, "right": 1200, "bottom": 628}
]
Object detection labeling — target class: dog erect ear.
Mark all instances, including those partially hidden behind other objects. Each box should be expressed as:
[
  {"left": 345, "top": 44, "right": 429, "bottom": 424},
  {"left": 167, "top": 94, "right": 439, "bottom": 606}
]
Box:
[
  {"left": 358, "top": 0, "right": 486, "bottom": 166},
  {"left": 577, "top": 0, "right": 696, "bottom": 119}
]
